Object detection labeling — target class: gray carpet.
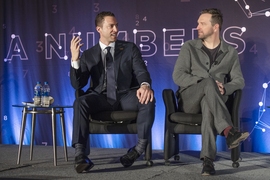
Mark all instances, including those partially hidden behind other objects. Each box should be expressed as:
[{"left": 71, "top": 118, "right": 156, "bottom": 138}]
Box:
[{"left": 0, "top": 144, "right": 270, "bottom": 180}]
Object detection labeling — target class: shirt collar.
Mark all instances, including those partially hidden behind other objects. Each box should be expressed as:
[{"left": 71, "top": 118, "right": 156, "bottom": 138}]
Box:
[{"left": 99, "top": 41, "right": 115, "bottom": 51}]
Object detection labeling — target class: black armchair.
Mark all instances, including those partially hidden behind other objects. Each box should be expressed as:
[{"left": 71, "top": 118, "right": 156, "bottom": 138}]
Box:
[
  {"left": 162, "top": 88, "right": 242, "bottom": 168},
  {"left": 75, "top": 89, "right": 153, "bottom": 166}
]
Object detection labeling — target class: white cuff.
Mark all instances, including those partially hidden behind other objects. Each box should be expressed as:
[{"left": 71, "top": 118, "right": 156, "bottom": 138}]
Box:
[
  {"left": 140, "top": 82, "right": 150, "bottom": 87},
  {"left": 71, "top": 59, "right": 80, "bottom": 69}
]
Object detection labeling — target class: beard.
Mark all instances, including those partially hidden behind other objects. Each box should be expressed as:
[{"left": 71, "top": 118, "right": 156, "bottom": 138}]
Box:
[{"left": 198, "top": 30, "right": 214, "bottom": 40}]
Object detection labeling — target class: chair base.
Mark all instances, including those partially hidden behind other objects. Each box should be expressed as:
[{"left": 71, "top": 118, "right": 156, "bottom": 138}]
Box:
[
  {"left": 164, "top": 154, "right": 180, "bottom": 166},
  {"left": 146, "top": 160, "right": 153, "bottom": 166},
  {"left": 164, "top": 150, "right": 241, "bottom": 168}
]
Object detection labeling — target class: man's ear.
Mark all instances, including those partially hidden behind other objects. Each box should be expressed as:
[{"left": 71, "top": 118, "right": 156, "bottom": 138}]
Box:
[
  {"left": 214, "top": 24, "right": 219, "bottom": 32},
  {"left": 96, "top": 26, "right": 101, "bottom": 33}
]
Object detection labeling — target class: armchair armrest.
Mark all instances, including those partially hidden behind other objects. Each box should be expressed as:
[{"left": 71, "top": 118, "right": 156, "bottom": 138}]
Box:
[
  {"left": 162, "top": 89, "right": 178, "bottom": 119},
  {"left": 162, "top": 89, "right": 177, "bottom": 131},
  {"left": 75, "top": 89, "right": 85, "bottom": 98}
]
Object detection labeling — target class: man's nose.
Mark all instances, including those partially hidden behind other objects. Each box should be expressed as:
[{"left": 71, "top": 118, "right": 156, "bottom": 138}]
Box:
[{"left": 113, "top": 26, "right": 118, "bottom": 32}]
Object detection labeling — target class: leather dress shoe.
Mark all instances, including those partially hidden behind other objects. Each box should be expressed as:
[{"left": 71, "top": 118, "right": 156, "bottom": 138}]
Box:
[
  {"left": 120, "top": 147, "right": 140, "bottom": 167},
  {"left": 201, "top": 157, "right": 216, "bottom": 176},
  {"left": 74, "top": 154, "right": 94, "bottom": 173},
  {"left": 226, "top": 128, "right": 249, "bottom": 149}
]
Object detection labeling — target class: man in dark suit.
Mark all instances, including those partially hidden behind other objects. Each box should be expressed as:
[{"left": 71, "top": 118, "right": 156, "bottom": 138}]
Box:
[{"left": 70, "top": 11, "right": 155, "bottom": 173}]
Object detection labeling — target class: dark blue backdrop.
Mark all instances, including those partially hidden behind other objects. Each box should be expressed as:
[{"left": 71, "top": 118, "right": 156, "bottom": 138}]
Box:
[{"left": 1, "top": 0, "right": 270, "bottom": 153}]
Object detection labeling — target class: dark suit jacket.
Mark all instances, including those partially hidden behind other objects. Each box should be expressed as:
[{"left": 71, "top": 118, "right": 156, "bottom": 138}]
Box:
[{"left": 70, "top": 40, "right": 152, "bottom": 94}]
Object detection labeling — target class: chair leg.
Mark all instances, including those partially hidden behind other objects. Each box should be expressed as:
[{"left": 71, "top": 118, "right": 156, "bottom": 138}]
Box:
[
  {"left": 231, "top": 145, "right": 240, "bottom": 168},
  {"left": 164, "top": 130, "right": 179, "bottom": 165},
  {"left": 144, "top": 134, "right": 152, "bottom": 160},
  {"left": 144, "top": 133, "right": 153, "bottom": 166},
  {"left": 85, "top": 137, "right": 90, "bottom": 156}
]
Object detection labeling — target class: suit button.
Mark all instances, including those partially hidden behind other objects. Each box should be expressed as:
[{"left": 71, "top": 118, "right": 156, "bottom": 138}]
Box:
[{"left": 206, "top": 62, "right": 209, "bottom": 65}]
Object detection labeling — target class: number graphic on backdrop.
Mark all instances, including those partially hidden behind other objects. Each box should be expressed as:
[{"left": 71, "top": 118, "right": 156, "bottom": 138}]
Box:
[
  {"left": 135, "top": 15, "right": 147, "bottom": 27},
  {"left": 93, "top": 3, "right": 99, "bottom": 12},
  {"left": 36, "top": 41, "right": 44, "bottom": 53},
  {"left": 23, "top": 70, "right": 28, "bottom": 78},
  {"left": 144, "top": 60, "right": 148, "bottom": 66},
  {"left": 250, "top": 44, "right": 258, "bottom": 54},
  {"left": 143, "top": 16, "right": 147, "bottom": 22},
  {"left": 135, "top": 14, "right": 139, "bottom": 26},
  {"left": 52, "top": 5, "right": 57, "bottom": 13},
  {"left": 69, "top": 27, "right": 76, "bottom": 35}
]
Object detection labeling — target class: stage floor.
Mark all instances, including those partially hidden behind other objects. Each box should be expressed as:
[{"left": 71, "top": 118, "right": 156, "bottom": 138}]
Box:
[{"left": 0, "top": 144, "right": 270, "bottom": 180}]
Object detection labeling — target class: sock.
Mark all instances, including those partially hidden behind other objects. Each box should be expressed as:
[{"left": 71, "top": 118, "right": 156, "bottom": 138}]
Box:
[
  {"left": 75, "top": 143, "right": 85, "bottom": 157},
  {"left": 135, "top": 139, "right": 148, "bottom": 155},
  {"left": 203, "top": 156, "right": 214, "bottom": 161},
  {"left": 224, "top": 126, "right": 233, "bottom": 138}
]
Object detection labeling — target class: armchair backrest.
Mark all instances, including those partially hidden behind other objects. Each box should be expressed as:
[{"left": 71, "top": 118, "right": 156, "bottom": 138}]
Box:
[{"left": 75, "top": 89, "right": 85, "bottom": 98}]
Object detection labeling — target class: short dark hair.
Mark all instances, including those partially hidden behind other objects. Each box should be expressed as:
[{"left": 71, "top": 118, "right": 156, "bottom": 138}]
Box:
[
  {"left": 200, "top": 8, "right": 223, "bottom": 31},
  {"left": 95, "top": 11, "right": 115, "bottom": 27}
]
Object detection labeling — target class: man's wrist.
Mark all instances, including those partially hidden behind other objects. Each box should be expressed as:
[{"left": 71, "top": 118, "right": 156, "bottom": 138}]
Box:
[
  {"left": 71, "top": 59, "right": 80, "bottom": 69},
  {"left": 140, "top": 82, "right": 150, "bottom": 88}
]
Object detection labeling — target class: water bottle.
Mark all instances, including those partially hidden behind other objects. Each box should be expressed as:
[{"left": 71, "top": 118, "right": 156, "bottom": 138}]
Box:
[
  {"left": 42, "top": 81, "right": 50, "bottom": 107},
  {"left": 34, "top": 81, "right": 43, "bottom": 105}
]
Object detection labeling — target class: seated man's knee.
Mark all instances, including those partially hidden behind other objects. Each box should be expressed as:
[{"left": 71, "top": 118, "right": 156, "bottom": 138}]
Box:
[
  {"left": 203, "top": 77, "right": 216, "bottom": 85},
  {"left": 202, "top": 78, "right": 218, "bottom": 92},
  {"left": 142, "top": 98, "right": 156, "bottom": 111}
]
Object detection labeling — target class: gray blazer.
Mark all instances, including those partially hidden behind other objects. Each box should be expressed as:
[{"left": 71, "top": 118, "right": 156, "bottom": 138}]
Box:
[{"left": 173, "top": 38, "right": 245, "bottom": 95}]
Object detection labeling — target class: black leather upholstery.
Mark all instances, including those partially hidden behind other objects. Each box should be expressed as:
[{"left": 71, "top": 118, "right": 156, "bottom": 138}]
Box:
[{"left": 162, "top": 88, "right": 242, "bottom": 167}]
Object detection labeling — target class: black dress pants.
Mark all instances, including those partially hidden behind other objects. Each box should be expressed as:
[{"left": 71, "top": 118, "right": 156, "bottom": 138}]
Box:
[{"left": 72, "top": 89, "right": 155, "bottom": 148}]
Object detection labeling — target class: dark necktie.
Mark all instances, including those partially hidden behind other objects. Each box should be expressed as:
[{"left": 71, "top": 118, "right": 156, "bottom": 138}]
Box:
[{"left": 105, "top": 46, "right": 117, "bottom": 105}]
